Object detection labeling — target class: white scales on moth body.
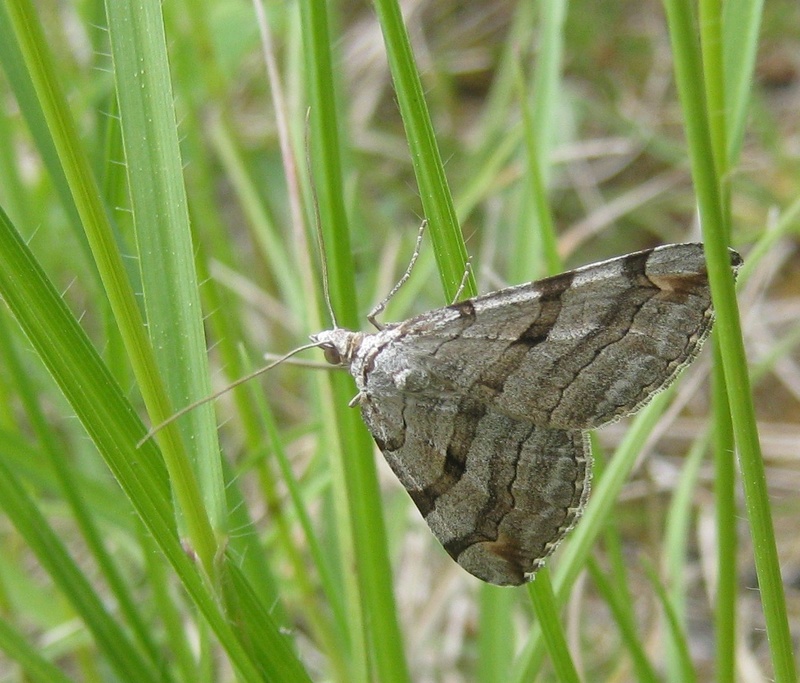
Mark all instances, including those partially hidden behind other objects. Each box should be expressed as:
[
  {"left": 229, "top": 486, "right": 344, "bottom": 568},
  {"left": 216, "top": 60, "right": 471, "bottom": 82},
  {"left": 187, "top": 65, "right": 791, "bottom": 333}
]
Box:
[{"left": 311, "top": 242, "right": 742, "bottom": 586}]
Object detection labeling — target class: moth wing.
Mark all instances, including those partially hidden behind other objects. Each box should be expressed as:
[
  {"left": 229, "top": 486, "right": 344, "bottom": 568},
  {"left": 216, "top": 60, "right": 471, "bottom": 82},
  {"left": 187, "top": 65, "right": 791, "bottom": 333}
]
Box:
[
  {"left": 387, "top": 244, "right": 741, "bottom": 429},
  {"left": 359, "top": 394, "right": 590, "bottom": 585}
]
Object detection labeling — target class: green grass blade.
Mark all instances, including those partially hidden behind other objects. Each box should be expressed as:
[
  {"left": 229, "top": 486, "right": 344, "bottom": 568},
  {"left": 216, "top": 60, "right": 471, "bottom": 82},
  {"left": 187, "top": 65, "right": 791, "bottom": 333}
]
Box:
[
  {"left": 104, "top": 0, "right": 221, "bottom": 567},
  {"left": 663, "top": 435, "right": 709, "bottom": 683},
  {"left": 696, "top": 6, "right": 740, "bottom": 678},
  {"left": 644, "top": 559, "right": 697, "bottom": 683},
  {"left": 299, "top": 1, "right": 409, "bottom": 681},
  {"left": 372, "top": 0, "right": 475, "bottom": 300},
  {"left": 0, "top": 310, "right": 164, "bottom": 669},
  {"left": 587, "top": 558, "right": 659, "bottom": 683},
  {"left": 722, "top": 0, "right": 764, "bottom": 162},
  {"left": 0, "top": 1, "right": 92, "bottom": 270},
  {"left": 711, "top": 344, "right": 738, "bottom": 682},
  {"left": 0, "top": 615, "right": 76, "bottom": 683},
  {"left": 0, "top": 202, "right": 287, "bottom": 681},
  {"left": 0, "top": 458, "right": 161, "bottom": 682},
  {"left": 527, "top": 570, "right": 581, "bottom": 683},
  {"left": 529, "top": 0, "right": 567, "bottom": 191},
  {"left": 222, "top": 562, "right": 314, "bottom": 683},
  {"left": 516, "top": 55, "right": 561, "bottom": 277},
  {"left": 4, "top": 0, "right": 218, "bottom": 577},
  {"left": 476, "top": 586, "right": 515, "bottom": 683},
  {"left": 662, "top": 2, "right": 796, "bottom": 680}
]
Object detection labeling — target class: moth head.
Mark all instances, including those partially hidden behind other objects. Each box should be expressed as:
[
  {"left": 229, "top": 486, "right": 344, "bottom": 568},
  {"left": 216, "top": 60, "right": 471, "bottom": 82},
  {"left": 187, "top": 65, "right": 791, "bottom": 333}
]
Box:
[{"left": 310, "top": 329, "right": 361, "bottom": 367}]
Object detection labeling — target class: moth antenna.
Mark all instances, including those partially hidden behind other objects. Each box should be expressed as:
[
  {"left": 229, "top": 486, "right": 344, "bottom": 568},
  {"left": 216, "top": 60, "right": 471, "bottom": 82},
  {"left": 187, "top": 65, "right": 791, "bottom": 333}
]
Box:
[
  {"left": 367, "top": 219, "right": 427, "bottom": 330},
  {"left": 261, "top": 352, "right": 333, "bottom": 369},
  {"left": 137, "top": 340, "right": 323, "bottom": 448},
  {"left": 305, "top": 108, "right": 338, "bottom": 329}
]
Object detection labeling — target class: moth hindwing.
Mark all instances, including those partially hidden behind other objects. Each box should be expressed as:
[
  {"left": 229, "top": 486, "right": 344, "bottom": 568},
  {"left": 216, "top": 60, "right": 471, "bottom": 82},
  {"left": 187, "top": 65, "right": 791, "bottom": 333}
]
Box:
[{"left": 312, "top": 242, "right": 742, "bottom": 585}]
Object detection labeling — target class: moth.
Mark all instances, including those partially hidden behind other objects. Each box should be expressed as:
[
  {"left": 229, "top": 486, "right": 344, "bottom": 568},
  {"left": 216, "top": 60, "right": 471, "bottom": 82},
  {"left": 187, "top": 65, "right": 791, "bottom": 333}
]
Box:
[{"left": 312, "top": 243, "right": 742, "bottom": 586}]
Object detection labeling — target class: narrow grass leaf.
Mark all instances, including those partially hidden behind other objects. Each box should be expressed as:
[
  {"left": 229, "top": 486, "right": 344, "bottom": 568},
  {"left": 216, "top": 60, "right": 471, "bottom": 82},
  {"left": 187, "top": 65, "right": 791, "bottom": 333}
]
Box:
[
  {"left": 372, "top": 0, "right": 474, "bottom": 300},
  {"left": 0, "top": 615, "right": 76, "bottom": 683},
  {"left": 299, "top": 1, "right": 409, "bottom": 681},
  {"left": 527, "top": 569, "right": 581, "bottom": 683},
  {"left": 643, "top": 559, "right": 697, "bottom": 683},
  {"left": 0, "top": 457, "right": 161, "bottom": 682},
  {"left": 104, "top": 0, "right": 223, "bottom": 563},
  {"left": 662, "top": 2, "right": 795, "bottom": 680},
  {"left": 0, "top": 204, "right": 284, "bottom": 681},
  {"left": 587, "top": 558, "right": 659, "bottom": 683},
  {"left": 722, "top": 0, "right": 764, "bottom": 162}
]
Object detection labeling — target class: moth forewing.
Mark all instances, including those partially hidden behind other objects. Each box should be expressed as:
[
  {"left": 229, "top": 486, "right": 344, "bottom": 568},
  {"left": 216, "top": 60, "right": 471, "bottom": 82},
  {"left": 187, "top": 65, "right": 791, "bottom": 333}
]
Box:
[{"left": 316, "top": 243, "right": 742, "bottom": 585}]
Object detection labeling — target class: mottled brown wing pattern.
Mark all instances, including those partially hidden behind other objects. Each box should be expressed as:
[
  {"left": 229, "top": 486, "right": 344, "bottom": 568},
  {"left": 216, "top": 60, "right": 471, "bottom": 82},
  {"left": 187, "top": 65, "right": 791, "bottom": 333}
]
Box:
[
  {"left": 313, "top": 243, "right": 742, "bottom": 585},
  {"left": 376, "top": 243, "right": 738, "bottom": 430},
  {"left": 360, "top": 395, "right": 590, "bottom": 585}
]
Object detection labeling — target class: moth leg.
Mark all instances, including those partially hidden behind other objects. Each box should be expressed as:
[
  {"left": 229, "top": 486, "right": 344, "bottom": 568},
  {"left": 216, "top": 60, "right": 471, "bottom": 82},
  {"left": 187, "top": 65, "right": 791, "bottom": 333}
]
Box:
[
  {"left": 367, "top": 220, "right": 427, "bottom": 330},
  {"left": 449, "top": 257, "right": 473, "bottom": 304},
  {"left": 348, "top": 391, "right": 366, "bottom": 408}
]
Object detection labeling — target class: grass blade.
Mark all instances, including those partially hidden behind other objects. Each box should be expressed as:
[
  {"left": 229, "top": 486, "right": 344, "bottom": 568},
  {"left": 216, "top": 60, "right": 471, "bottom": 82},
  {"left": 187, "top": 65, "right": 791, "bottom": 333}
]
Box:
[
  {"left": 299, "top": 1, "right": 409, "bottom": 680},
  {"left": 373, "top": 0, "right": 475, "bottom": 300},
  {"left": 662, "top": 2, "right": 796, "bottom": 680}
]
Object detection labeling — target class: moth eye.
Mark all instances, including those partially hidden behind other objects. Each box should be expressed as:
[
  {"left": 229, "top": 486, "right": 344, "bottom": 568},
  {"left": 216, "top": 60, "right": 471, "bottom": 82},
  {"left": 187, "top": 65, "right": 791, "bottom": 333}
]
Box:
[{"left": 322, "top": 345, "right": 342, "bottom": 365}]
